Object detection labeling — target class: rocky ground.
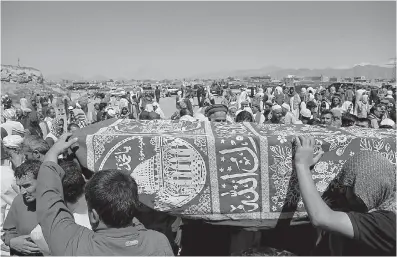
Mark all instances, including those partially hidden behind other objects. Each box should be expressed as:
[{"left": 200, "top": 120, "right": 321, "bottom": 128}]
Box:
[{"left": 1, "top": 65, "right": 44, "bottom": 84}]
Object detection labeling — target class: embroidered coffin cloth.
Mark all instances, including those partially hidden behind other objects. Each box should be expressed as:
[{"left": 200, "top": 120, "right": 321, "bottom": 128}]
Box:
[{"left": 73, "top": 119, "right": 396, "bottom": 227}]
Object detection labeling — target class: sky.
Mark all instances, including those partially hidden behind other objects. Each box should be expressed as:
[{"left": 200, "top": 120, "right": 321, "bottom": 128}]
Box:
[{"left": 1, "top": 1, "right": 396, "bottom": 79}]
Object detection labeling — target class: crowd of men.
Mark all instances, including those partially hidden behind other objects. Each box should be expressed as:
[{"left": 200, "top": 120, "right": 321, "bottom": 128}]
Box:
[
  {"left": 189, "top": 83, "right": 396, "bottom": 129},
  {"left": 0, "top": 82, "right": 396, "bottom": 256}
]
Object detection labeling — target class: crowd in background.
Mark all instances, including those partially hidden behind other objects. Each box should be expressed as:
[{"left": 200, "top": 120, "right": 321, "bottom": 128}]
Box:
[{"left": 0, "top": 82, "right": 396, "bottom": 256}]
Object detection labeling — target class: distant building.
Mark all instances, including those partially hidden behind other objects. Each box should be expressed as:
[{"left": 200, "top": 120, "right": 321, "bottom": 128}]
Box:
[
  {"left": 303, "top": 75, "right": 324, "bottom": 82},
  {"left": 329, "top": 77, "right": 338, "bottom": 82},
  {"left": 284, "top": 77, "right": 295, "bottom": 87},
  {"left": 250, "top": 76, "right": 271, "bottom": 83},
  {"left": 73, "top": 81, "right": 89, "bottom": 86},
  {"left": 343, "top": 77, "right": 353, "bottom": 82},
  {"left": 354, "top": 76, "right": 367, "bottom": 83}
]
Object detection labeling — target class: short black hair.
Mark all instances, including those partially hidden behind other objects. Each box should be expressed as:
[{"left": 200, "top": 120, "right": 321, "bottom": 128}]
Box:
[
  {"left": 357, "top": 117, "right": 370, "bottom": 124},
  {"left": 306, "top": 101, "right": 317, "bottom": 109},
  {"left": 85, "top": 170, "right": 139, "bottom": 228},
  {"left": 180, "top": 108, "right": 191, "bottom": 117},
  {"left": 67, "top": 123, "right": 80, "bottom": 131},
  {"left": 23, "top": 135, "right": 50, "bottom": 154},
  {"left": 342, "top": 113, "right": 358, "bottom": 127},
  {"left": 14, "top": 160, "right": 41, "bottom": 180},
  {"left": 321, "top": 109, "right": 333, "bottom": 116},
  {"left": 46, "top": 107, "right": 55, "bottom": 116},
  {"left": 99, "top": 103, "right": 107, "bottom": 111},
  {"left": 379, "top": 125, "right": 393, "bottom": 129},
  {"left": 235, "top": 111, "right": 253, "bottom": 123},
  {"left": 59, "top": 160, "right": 86, "bottom": 204},
  {"left": 139, "top": 111, "right": 151, "bottom": 120}
]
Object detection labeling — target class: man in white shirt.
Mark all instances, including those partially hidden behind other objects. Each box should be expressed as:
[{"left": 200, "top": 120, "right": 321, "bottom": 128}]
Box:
[{"left": 0, "top": 109, "right": 24, "bottom": 137}]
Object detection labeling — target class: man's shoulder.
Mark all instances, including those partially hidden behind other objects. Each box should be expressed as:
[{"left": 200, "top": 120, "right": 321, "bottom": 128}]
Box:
[{"left": 10, "top": 194, "right": 24, "bottom": 208}]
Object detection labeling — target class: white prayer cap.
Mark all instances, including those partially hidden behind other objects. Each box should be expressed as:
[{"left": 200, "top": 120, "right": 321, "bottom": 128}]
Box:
[
  {"left": 300, "top": 108, "right": 312, "bottom": 118},
  {"left": 145, "top": 104, "right": 154, "bottom": 112},
  {"left": 107, "top": 109, "right": 116, "bottom": 117},
  {"left": 281, "top": 103, "right": 290, "bottom": 111},
  {"left": 387, "top": 90, "right": 393, "bottom": 96},
  {"left": 272, "top": 105, "right": 282, "bottom": 111},
  {"left": 68, "top": 106, "right": 74, "bottom": 110},
  {"left": 3, "top": 135, "right": 24, "bottom": 149},
  {"left": 380, "top": 118, "right": 395, "bottom": 128}
]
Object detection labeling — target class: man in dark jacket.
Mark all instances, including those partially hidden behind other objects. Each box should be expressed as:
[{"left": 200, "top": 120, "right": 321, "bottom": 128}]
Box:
[
  {"left": 36, "top": 134, "right": 174, "bottom": 256},
  {"left": 155, "top": 86, "right": 161, "bottom": 103}
]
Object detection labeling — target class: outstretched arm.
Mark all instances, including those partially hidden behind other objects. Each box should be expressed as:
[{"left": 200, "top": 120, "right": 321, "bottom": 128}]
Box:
[
  {"left": 36, "top": 133, "right": 86, "bottom": 255},
  {"left": 293, "top": 136, "right": 354, "bottom": 239}
]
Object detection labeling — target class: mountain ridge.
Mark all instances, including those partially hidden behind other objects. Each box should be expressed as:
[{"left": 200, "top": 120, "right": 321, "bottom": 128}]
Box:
[{"left": 45, "top": 64, "right": 395, "bottom": 81}]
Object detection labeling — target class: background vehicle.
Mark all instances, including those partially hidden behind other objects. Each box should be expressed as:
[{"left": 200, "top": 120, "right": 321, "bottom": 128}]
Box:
[
  {"left": 142, "top": 85, "right": 155, "bottom": 97},
  {"left": 167, "top": 86, "right": 179, "bottom": 96},
  {"left": 110, "top": 88, "right": 126, "bottom": 97},
  {"left": 230, "top": 84, "right": 241, "bottom": 95}
]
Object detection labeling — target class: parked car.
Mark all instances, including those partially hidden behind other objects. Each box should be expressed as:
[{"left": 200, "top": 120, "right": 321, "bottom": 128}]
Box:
[
  {"left": 230, "top": 84, "right": 242, "bottom": 95},
  {"left": 142, "top": 86, "right": 155, "bottom": 97},
  {"left": 110, "top": 89, "right": 126, "bottom": 97},
  {"left": 167, "top": 86, "right": 179, "bottom": 96}
]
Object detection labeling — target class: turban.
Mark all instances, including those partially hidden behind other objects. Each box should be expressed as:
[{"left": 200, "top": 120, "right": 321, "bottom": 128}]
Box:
[
  {"left": 107, "top": 109, "right": 116, "bottom": 117},
  {"left": 380, "top": 118, "right": 395, "bottom": 127},
  {"left": 281, "top": 103, "right": 290, "bottom": 112},
  {"left": 3, "top": 109, "right": 16, "bottom": 121},
  {"left": 272, "top": 105, "right": 282, "bottom": 111},
  {"left": 152, "top": 102, "right": 159, "bottom": 107},
  {"left": 331, "top": 108, "right": 342, "bottom": 117},
  {"left": 387, "top": 90, "right": 393, "bottom": 96},
  {"left": 361, "top": 95, "right": 368, "bottom": 102},
  {"left": 145, "top": 104, "right": 154, "bottom": 113},
  {"left": 300, "top": 108, "right": 312, "bottom": 118},
  {"left": 3, "top": 135, "right": 24, "bottom": 149},
  {"left": 177, "top": 91, "right": 182, "bottom": 95},
  {"left": 301, "top": 88, "right": 307, "bottom": 93},
  {"left": 205, "top": 104, "right": 228, "bottom": 117}
]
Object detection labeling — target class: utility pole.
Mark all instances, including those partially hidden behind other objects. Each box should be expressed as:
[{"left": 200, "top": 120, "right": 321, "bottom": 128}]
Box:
[
  {"left": 18, "top": 58, "right": 20, "bottom": 67},
  {"left": 386, "top": 57, "right": 396, "bottom": 83}
]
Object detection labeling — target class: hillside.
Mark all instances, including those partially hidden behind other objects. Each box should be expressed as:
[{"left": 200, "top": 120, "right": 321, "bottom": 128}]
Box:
[{"left": 1, "top": 65, "right": 44, "bottom": 84}]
